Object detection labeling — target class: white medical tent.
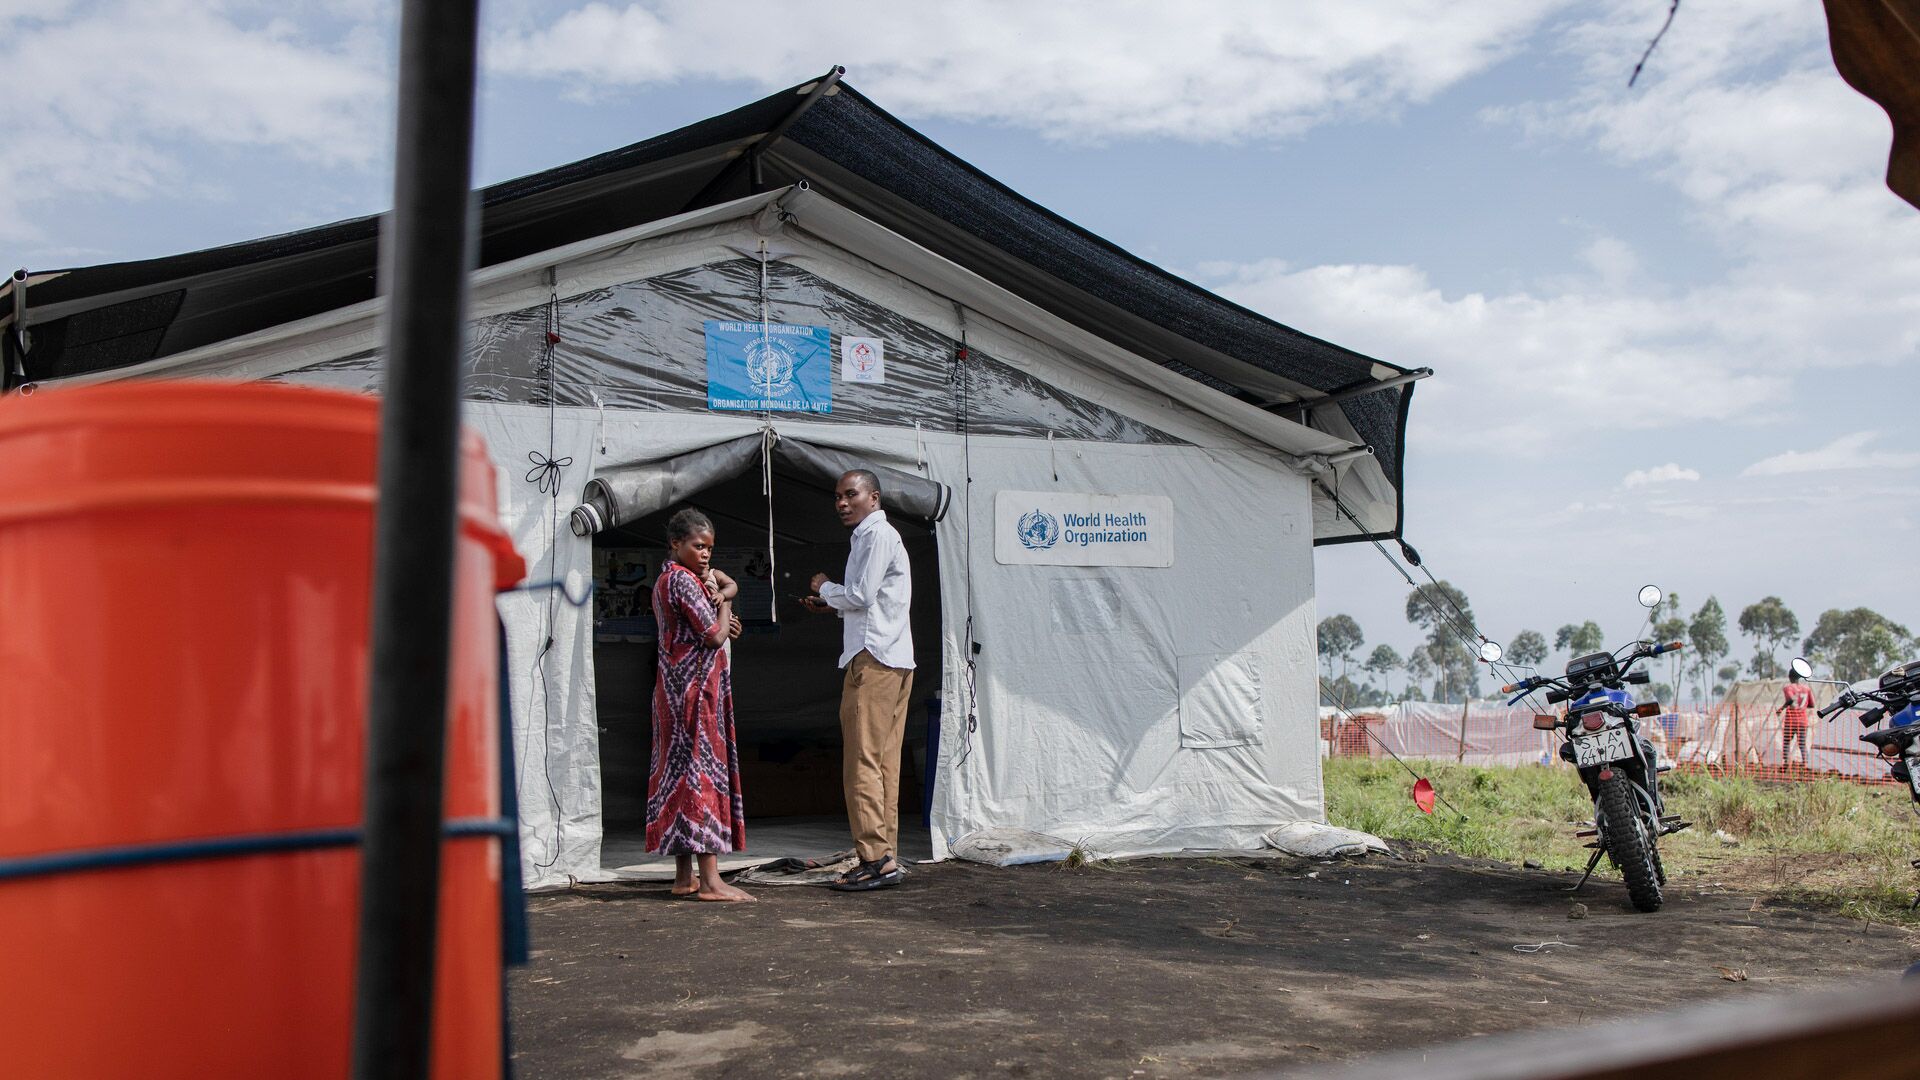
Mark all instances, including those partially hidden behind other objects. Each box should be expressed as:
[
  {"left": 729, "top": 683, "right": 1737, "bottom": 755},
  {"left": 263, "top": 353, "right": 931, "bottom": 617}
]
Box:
[{"left": 2, "top": 75, "right": 1425, "bottom": 889}]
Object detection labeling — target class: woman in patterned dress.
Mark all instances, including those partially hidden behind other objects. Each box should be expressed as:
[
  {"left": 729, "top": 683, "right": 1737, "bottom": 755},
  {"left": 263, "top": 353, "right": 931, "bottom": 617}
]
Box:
[{"left": 648, "top": 508, "right": 753, "bottom": 902}]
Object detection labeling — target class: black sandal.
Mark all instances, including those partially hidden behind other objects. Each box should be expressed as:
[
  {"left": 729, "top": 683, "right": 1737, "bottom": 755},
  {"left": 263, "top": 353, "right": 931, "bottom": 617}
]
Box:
[{"left": 829, "top": 858, "right": 903, "bottom": 892}]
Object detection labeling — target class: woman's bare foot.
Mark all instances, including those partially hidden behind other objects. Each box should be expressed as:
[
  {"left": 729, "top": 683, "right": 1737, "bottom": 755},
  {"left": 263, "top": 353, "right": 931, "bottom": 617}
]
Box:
[
  {"left": 671, "top": 854, "right": 698, "bottom": 897},
  {"left": 695, "top": 880, "right": 756, "bottom": 902}
]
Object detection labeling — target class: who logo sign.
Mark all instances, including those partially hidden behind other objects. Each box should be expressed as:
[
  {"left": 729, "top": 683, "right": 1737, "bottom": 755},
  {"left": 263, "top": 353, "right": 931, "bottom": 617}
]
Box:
[
  {"left": 704, "top": 321, "right": 831, "bottom": 414},
  {"left": 1015, "top": 508, "right": 1060, "bottom": 550},
  {"left": 995, "top": 491, "right": 1174, "bottom": 567},
  {"left": 744, "top": 337, "right": 797, "bottom": 396}
]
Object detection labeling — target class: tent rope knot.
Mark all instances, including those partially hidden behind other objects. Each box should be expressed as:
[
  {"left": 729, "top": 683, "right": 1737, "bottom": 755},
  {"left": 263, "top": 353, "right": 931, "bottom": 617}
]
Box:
[{"left": 524, "top": 450, "right": 572, "bottom": 494}]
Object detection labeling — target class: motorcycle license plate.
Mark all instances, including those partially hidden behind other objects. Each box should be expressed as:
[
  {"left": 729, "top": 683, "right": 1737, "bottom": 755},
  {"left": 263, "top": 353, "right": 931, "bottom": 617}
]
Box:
[{"left": 1573, "top": 727, "right": 1634, "bottom": 768}]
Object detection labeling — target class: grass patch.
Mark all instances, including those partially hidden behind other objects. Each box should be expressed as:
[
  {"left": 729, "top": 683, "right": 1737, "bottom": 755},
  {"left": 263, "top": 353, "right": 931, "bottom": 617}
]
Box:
[
  {"left": 1059, "top": 841, "right": 1134, "bottom": 873},
  {"left": 1325, "top": 757, "right": 1920, "bottom": 924}
]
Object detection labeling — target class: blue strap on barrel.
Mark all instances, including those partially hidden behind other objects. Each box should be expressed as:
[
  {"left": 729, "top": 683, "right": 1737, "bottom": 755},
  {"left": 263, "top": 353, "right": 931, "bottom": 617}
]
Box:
[{"left": 0, "top": 818, "right": 513, "bottom": 884}]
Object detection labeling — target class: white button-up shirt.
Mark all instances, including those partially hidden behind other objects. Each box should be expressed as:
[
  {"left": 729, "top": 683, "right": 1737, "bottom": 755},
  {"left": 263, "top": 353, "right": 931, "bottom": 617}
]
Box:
[{"left": 818, "top": 509, "right": 915, "bottom": 670}]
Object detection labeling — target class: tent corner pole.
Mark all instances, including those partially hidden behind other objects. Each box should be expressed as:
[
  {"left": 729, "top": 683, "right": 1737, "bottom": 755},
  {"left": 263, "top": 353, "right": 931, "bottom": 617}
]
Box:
[
  {"left": 1268, "top": 367, "right": 1433, "bottom": 420},
  {"left": 5, "top": 268, "right": 28, "bottom": 386}
]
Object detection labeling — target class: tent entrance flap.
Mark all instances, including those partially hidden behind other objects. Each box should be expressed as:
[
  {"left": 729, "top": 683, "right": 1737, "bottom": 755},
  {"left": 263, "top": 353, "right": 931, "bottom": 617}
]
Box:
[
  {"left": 588, "top": 461, "right": 945, "bottom": 870},
  {"left": 571, "top": 432, "right": 950, "bottom": 536}
]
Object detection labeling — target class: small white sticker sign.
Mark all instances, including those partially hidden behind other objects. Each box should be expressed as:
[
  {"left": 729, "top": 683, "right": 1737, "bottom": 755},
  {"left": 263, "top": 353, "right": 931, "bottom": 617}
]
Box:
[
  {"left": 841, "top": 336, "right": 885, "bottom": 383},
  {"left": 994, "top": 491, "right": 1174, "bottom": 567}
]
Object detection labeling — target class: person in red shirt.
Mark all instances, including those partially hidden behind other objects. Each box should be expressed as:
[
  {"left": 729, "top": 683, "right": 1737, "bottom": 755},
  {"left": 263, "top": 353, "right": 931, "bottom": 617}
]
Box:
[{"left": 1777, "top": 668, "right": 1816, "bottom": 768}]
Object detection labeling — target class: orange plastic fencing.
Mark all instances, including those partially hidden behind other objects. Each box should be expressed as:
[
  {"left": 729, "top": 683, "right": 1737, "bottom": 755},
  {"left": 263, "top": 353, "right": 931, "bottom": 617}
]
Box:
[
  {"left": 1666, "top": 701, "right": 1900, "bottom": 785},
  {"left": 1323, "top": 703, "right": 1558, "bottom": 768},
  {"left": 1323, "top": 698, "right": 1903, "bottom": 789}
]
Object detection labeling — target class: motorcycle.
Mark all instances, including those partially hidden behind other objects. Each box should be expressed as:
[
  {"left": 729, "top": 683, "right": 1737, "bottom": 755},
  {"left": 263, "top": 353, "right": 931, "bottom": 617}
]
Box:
[
  {"left": 1810, "top": 653, "right": 1920, "bottom": 823},
  {"left": 1497, "top": 585, "right": 1688, "bottom": 912}
]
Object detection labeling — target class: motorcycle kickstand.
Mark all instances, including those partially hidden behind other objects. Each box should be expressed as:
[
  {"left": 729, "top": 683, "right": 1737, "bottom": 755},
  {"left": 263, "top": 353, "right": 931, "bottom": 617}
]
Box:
[{"left": 1568, "top": 847, "right": 1605, "bottom": 893}]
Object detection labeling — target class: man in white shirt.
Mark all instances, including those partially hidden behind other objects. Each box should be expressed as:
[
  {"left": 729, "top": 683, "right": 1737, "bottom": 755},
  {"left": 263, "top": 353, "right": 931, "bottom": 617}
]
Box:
[{"left": 804, "top": 469, "right": 914, "bottom": 891}]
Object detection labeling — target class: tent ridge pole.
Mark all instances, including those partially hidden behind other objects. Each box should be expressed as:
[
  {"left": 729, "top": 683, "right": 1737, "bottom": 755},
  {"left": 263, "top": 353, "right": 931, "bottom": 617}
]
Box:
[{"left": 682, "top": 65, "right": 844, "bottom": 208}]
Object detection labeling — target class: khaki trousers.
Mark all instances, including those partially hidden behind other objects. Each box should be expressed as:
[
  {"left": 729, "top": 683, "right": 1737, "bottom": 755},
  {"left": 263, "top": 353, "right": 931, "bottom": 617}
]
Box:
[{"left": 840, "top": 649, "right": 914, "bottom": 863}]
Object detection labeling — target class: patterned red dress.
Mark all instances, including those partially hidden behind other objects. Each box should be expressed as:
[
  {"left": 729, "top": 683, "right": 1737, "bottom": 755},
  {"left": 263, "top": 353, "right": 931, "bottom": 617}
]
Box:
[{"left": 646, "top": 562, "right": 746, "bottom": 854}]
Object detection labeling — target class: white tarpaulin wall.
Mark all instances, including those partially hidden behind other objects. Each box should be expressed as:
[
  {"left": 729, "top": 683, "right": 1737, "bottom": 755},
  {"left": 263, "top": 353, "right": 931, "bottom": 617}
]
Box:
[
  {"left": 65, "top": 192, "right": 1336, "bottom": 888},
  {"left": 934, "top": 435, "right": 1321, "bottom": 857}
]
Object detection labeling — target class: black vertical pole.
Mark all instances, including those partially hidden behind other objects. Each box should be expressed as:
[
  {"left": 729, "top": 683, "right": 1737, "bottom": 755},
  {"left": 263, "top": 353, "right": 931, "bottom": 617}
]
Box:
[{"left": 351, "top": 1, "right": 481, "bottom": 1077}]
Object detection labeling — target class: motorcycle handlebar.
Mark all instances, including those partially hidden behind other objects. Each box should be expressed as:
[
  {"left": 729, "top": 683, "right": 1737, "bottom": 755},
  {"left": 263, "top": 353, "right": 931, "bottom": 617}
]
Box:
[
  {"left": 1818, "top": 693, "right": 1852, "bottom": 720},
  {"left": 1506, "top": 641, "right": 1687, "bottom": 701}
]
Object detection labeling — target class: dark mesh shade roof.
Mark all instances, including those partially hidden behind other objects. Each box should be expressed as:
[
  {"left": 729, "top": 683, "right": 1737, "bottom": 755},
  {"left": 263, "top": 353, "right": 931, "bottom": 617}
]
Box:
[{"left": 3, "top": 74, "right": 1416, "bottom": 541}]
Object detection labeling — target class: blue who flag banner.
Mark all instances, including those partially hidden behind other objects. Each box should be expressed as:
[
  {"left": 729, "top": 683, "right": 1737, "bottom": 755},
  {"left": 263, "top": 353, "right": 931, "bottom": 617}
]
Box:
[{"left": 704, "top": 321, "right": 832, "bottom": 414}]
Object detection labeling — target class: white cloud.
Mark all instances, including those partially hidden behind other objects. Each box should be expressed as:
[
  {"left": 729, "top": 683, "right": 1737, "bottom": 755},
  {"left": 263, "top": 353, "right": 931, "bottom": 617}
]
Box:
[
  {"left": 1623, "top": 463, "right": 1700, "bottom": 487},
  {"left": 1580, "top": 236, "right": 1639, "bottom": 286},
  {"left": 1196, "top": 258, "right": 1788, "bottom": 452},
  {"left": 1742, "top": 432, "right": 1920, "bottom": 477},
  {"left": 0, "top": 2, "right": 389, "bottom": 243},
  {"left": 487, "top": 0, "right": 1564, "bottom": 142},
  {"left": 1198, "top": 1, "right": 1918, "bottom": 455},
  {"left": 1473, "top": 2, "right": 1920, "bottom": 367}
]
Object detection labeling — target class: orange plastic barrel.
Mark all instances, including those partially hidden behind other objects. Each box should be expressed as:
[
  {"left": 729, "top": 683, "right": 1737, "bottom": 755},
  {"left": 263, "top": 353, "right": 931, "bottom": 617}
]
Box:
[{"left": 0, "top": 380, "right": 525, "bottom": 1079}]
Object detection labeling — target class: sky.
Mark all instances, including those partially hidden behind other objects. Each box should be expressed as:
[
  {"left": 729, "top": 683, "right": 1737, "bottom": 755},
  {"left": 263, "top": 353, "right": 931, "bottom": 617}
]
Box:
[{"left": 4, "top": 1, "right": 1916, "bottom": 678}]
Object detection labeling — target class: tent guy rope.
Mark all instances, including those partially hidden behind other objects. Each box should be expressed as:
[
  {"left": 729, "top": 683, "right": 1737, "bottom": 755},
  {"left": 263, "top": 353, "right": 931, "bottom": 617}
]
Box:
[
  {"left": 950, "top": 301, "right": 981, "bottom": 771},
  {"left": 522, "top": 275, "right": 572, "bottom": 871}
]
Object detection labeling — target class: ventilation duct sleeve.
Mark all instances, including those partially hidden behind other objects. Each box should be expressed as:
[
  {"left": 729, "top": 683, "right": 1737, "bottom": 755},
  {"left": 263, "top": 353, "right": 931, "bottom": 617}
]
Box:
[
  {"left": 570, "top": 434, "right": 763, "bottom": 536},
  {"left": 768, "top": 439, "right": 950, "bottom": 526},
  {"left": 569, "top": 432, "right": 949, "bottom": 536}
]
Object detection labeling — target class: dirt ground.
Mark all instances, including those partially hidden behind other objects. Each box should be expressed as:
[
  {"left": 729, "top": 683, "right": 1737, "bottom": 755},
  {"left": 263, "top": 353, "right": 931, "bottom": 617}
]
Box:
[{"left": 507, "top": 849, "right": 1918, "bottom": 1079}]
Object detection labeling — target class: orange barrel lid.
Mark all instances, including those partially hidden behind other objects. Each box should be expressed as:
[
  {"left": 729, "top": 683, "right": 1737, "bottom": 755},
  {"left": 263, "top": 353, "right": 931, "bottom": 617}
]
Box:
[{"left": 0, "top": 380, "right": 523, "bottom": 586}]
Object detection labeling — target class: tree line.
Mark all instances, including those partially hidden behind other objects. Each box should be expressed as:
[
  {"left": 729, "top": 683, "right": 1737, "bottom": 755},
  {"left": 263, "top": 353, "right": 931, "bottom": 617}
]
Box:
[{"left": 1319, "top": 585, "right": 1916, "bottom": 708}]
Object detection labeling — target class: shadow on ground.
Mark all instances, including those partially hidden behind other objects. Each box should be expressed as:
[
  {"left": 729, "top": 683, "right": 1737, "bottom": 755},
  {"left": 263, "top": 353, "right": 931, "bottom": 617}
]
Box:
[{"left": 509, "top": 850, "right": 1915, "bottom": 1078}]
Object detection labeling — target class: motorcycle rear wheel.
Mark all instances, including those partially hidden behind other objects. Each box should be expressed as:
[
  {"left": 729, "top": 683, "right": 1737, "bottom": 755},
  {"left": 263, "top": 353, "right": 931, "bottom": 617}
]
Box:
[{"left": 1599, "top": 775, "right": 1664, "bottom": 912}]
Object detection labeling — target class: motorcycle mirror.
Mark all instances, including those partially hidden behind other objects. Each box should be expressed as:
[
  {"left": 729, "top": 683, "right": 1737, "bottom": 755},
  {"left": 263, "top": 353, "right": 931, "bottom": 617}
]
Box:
[
  {"left": 1479, "top": 640, "right": 1503, "bottom": 663},
  {"left": 1638, "top": 584, "right": 1663, "bottom": 609},
  {"left": 1790, "top": 656, "right": 1813, "bottom": 679}
]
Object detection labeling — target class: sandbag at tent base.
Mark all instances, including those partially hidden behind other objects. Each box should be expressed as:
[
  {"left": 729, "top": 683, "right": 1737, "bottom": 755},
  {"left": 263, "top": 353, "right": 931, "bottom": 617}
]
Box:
[
  {"left": 948, "top": 829, "right": 1080, "bottom": 867},
  {"left": 1263, "top": 821, "right": 1392, "bottom": 859},
  {"left": 948, "top": 822, "right": 1394, "bottom": 867}
]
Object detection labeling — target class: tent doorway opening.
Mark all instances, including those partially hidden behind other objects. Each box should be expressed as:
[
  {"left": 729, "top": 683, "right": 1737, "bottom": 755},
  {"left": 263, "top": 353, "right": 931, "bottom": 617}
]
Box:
[{"left": 591, "top": 462, "right": 943, "bottom": 875}]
